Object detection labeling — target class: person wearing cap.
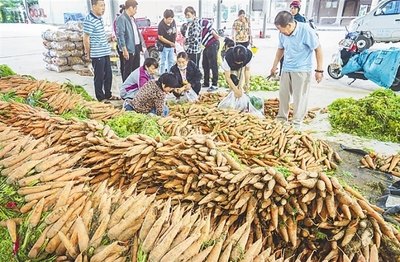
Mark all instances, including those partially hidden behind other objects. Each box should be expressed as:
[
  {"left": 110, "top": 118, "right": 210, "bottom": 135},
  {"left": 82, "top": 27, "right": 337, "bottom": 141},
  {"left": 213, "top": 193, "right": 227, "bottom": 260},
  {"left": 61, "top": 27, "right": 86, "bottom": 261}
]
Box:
[
  {"left": 232, "top": 9, "right": 252, "bottom": 48},
  {"left": 219, "top": 45, "right": 253, "bottom": 98},
  {"left": 289, "top": 0, "right": 306, "bottom": 22},
  {"left": 270, "top": 11, "right": 323, "bottom": 130}
]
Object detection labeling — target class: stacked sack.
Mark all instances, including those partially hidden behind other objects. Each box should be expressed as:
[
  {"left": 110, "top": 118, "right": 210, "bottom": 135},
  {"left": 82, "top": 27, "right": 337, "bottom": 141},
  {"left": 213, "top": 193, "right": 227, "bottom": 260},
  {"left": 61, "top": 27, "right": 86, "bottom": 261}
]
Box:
[{"left": 42, "top": 21, "right": 89, "bottom": 73}]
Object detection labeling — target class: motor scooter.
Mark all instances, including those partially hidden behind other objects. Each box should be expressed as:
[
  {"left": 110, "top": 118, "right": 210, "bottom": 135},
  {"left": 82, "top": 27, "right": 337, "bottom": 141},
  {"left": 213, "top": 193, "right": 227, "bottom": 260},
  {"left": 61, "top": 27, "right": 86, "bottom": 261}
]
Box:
[{"left": 327, "top": 31, "right": 400, "bottom": 91}]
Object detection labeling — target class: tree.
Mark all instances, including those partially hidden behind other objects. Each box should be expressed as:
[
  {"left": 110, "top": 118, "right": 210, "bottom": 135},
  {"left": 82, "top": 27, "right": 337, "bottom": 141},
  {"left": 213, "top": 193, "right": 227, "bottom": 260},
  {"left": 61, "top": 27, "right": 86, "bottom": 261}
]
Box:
[{"left": 0, "top": 0, "right": 23, "bottom": 23}]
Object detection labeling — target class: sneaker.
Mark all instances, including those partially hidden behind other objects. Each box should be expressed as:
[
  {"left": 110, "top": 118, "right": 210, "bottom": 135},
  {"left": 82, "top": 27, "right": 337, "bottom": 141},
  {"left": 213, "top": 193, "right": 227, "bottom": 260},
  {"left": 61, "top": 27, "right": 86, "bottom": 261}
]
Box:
[
  {"left": 207, "top": 86, "right": 218, "bottom": 92},
  {"left": 122, "top": 99, "right": 131, "bottom": 109}
]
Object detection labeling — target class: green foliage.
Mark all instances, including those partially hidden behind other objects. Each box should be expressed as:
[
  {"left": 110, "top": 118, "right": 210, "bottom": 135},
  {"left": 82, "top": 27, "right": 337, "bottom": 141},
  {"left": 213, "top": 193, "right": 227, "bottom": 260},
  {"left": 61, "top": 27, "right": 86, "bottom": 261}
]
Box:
[
  {"left": 60, "top": 104, "right": 89, "bottom": 120},
  {"left": 27, "top": 90, "right": 53, "bottom": 112},
  {"left": 328, "top": 88, "right": 400, "bottom": 143},
  {"left": 107, "top": 111, "right": 167, "bottom": 139},
  {"left": 0, "top": 91, "right": 26, "bottom": 103},
  {"left": 275, "top": 166, "right": 291, "bottom": 178},
  {"left": 217, "top": 72, "right": 280, "bottom": 92},
  {"left": 63, "top": 81, "right": 95, "bottom": 101},
  {"left": 0, "top": 64, "right": 17, "bottom": 77}
]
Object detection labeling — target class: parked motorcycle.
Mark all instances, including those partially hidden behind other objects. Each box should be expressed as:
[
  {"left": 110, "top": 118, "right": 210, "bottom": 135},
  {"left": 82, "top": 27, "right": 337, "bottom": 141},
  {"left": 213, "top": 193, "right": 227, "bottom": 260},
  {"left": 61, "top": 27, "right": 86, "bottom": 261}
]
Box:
[{"left": 327, "top": 31, "right": 400, "bottom": 91}]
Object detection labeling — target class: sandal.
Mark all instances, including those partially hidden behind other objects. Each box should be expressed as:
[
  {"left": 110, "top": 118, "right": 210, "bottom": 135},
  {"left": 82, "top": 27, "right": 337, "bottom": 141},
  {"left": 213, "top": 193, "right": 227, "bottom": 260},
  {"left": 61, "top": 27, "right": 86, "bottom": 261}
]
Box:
[{"left": 108, "top": 95, "right": 121, "bottom": 100}]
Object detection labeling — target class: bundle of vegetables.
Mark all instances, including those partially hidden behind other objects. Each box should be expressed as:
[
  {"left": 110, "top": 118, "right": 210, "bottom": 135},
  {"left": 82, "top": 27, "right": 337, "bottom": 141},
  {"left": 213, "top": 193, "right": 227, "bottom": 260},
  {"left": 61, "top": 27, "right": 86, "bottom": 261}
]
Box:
[
  {"left": 328, "top": 88, "right": 400, "bottom": 143},
  {"left": 162, "top": 103, "right": 338, "bottom": 170},
  {"left": 262, "top": 97, "right": 318, "bottom": 123},
  {"left": 359, "top": 153, "right": 400, "bottom": 178},
  {"left": 0, "top": 64, "right": 17, "bottom": 78},
  {"left": 0, "top": 120, "right": 399, "bottom": 261},
  {"left": 0, "top": 76, "right": 122, "bottom": 121},
  {"left": 217, "top": 72, "right": 280, "bottom": 92},
  {"left": 196, "top": 93, "right": 318, "bottom": 123}
]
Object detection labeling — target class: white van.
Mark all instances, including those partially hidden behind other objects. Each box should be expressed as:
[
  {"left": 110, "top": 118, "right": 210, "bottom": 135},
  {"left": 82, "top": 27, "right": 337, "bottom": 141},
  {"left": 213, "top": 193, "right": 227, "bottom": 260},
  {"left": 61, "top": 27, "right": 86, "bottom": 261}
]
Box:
[{"left": 348, "top": 0, "right": 400, "bottom": 47}]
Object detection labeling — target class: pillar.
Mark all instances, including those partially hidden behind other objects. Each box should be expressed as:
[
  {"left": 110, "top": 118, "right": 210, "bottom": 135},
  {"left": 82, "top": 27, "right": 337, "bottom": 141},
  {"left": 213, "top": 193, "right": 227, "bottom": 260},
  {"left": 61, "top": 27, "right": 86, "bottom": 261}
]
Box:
[{"left": 333, "top": 0, "right": 346, "bottom": 25}]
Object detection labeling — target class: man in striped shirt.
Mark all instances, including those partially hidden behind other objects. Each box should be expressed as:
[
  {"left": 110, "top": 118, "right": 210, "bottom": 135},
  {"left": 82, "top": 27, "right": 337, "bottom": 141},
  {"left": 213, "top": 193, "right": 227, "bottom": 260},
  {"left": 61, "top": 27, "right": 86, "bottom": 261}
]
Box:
[
  {"left": 200, "top": 19, "right": 220, "bottom": 92},
  {"left": 83, "top": 0, "right": 116, "bottom": 102}
]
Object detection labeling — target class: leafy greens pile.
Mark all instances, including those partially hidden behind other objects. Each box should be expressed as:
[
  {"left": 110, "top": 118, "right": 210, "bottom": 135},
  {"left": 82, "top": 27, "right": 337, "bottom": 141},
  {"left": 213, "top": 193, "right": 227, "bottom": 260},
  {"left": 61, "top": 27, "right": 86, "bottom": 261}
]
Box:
[
  {"left": 328, "top": 88, "right": 400, "bottom": 143},
  {"left": 107, "top": 111, "right": 167, "bottom": 139}
]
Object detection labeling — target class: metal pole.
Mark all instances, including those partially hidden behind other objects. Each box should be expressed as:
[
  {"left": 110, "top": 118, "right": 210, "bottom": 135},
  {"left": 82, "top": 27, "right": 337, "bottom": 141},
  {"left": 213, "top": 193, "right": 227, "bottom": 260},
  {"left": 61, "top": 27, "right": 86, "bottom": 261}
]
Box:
[
  {"left": 216, "top": 0, "right": 221, "bottom": 30},
  {"left": 261, "top": 0, "right": 268, "bottom": 38},
  {"left": 198, "top": 0, "right": 202, "bottom": 19}
]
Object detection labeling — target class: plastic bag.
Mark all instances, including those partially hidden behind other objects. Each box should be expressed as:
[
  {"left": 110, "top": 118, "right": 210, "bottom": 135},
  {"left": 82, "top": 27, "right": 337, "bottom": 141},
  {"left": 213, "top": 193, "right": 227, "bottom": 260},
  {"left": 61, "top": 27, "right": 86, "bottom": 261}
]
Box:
[
  {"left": 181, "top": 88, "right": 198, "bottom": 102},
  {"left": 41, "top": 29, "right": 68, "bottom": 41},
  {"left": 51, "top": 56, "right": 84, "bottom": 66},
  {"left": 248, "top": 94, "right": 264, "bottom": 111},
  {"left": 330, "top": 50, "right": 342, "bottom": 69},
  {"left": 45, "top": 63, "right": 72, "bottom": 73},
  {"left": 218, "top": 91, "right": 264, "bottom": 118}
]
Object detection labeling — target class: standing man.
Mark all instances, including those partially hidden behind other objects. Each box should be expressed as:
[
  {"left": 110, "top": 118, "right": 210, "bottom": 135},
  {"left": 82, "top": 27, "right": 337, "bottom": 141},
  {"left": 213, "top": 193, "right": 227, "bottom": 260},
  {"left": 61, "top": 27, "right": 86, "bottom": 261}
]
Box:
[
  {"left": 116, "top": 0, "right": 144, "bottom": 82},
  {"left": 278, "top": 0, "right": 307, "bottom": 78},
  {"left": 270, "top": 11, "right": 323, "bottom": 129},
  {"left": 232, "top": 9, "right": 252, "bottom": 48},
  {"left": 83, "top": 0, "right": 116, "bottom": 102},
  {"left": 200, "top": 18, "right": 220, "bottom": 92},
  {"left": 158, "top": 9, "right": 177, "bottom": 75}
]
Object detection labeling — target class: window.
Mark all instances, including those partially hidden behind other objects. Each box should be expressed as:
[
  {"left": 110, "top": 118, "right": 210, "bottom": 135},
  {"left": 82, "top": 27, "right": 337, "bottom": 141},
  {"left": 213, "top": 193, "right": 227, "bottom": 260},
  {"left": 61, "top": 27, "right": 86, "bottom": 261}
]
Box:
[{"left": 376, "top": 0, "right": 400, "bottom": 15}]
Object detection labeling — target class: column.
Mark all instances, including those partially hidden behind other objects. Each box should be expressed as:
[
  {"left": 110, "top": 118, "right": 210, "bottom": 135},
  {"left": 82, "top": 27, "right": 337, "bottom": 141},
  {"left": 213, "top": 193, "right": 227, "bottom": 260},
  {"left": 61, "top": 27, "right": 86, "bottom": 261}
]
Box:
[
  {"left": 307, "top": 0, "right": 315, "bottom": 20},
  {"left": 333, "top": 0, "right": 346, "bottom": 25}
]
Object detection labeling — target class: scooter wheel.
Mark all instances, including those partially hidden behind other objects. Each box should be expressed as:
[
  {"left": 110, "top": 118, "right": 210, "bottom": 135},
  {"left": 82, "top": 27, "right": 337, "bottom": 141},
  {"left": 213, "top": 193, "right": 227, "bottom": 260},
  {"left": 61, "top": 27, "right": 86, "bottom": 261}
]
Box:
[
  {"left": 148, "top": 47, "right": 160, "bottom": 61},
  {"left": 327, "top": 65, "right": 343, "bottom": 80},
  {"left": 355, "top": 35, "right": 373, "bottom": 52}
]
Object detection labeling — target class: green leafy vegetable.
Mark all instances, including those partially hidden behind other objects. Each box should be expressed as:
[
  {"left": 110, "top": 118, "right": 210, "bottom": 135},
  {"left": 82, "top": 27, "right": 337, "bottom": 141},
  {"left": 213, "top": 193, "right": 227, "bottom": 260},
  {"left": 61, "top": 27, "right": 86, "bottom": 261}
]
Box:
[
  {"left": 0, "top": 65, "right": 17, "bottom": 78},
  {"left": 328, "top": 88, "right": 400, "bottom": 143},
  {"left": 107, "top": 111, "right": 167, "bottom": 139},
  {"left": 63, "top": 81, "right": 95, "bottom": 101}
]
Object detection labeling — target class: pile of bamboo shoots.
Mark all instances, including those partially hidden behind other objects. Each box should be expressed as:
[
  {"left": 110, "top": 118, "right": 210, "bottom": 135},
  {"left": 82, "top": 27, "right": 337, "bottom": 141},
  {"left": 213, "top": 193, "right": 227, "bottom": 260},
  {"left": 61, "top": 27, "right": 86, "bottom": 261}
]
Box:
[{"left": 1, "top": 99, "right": 400, "bottom": 261}]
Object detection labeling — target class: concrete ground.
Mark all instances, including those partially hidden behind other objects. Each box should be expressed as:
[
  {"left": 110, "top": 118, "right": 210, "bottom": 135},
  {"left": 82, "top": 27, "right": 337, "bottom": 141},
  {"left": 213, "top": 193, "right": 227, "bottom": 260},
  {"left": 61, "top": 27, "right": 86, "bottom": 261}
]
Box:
[{"left": 1, "top": 23, "right": 399, "bottom": 155}]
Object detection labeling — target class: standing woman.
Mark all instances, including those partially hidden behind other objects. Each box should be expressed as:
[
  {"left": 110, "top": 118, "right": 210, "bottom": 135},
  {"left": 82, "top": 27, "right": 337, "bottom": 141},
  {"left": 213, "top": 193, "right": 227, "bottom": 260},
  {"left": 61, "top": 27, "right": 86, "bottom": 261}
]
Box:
[
  {"left": 232, "top": 9, "right": 252, "bottom": 48},
  {"left": 170, "top": 51, "right": 202, "bottom": 96},
  {"left": 158, "top": 9, "right": 177, "bottom": 75},
  {"left": 183, "top": 6, "right": 202, "bottom": 67},
  {"left": 83, "top": 0, "right": 115, "bottom": 102},
  {"left": 116, "top": 0, "right": 144, "bottom": 82}
]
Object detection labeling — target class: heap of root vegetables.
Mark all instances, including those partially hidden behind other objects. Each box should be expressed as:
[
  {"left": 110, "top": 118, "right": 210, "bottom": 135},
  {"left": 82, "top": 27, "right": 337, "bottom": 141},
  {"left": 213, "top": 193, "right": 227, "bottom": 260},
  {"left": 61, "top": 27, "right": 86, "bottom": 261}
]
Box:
[{"left": 0, "top": 75, "right": 400, "bottom": 261}]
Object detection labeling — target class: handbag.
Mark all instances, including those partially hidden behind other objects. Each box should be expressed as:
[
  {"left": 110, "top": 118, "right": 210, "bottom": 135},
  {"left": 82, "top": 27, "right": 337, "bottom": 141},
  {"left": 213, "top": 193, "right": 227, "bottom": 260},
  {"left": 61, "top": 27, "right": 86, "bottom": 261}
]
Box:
[{"left": 155, "top": 39, "right": 164, "bottom": 52}]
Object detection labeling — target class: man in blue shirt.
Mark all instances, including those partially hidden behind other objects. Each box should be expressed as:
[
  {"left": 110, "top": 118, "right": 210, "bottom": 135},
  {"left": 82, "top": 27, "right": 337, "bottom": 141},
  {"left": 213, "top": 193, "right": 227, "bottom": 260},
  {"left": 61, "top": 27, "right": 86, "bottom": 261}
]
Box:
[
  {"left": 270, "top": 11, "right": 323, "bottom": 129},
  {"left": 83, "top": 0, "right": 117, "bottom": 102}
]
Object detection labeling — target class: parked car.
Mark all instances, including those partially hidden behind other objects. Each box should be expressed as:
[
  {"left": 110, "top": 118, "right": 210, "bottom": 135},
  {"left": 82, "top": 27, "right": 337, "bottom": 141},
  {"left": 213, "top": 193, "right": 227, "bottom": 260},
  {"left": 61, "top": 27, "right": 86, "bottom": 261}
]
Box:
[
  {"left": 136, "top": 18, "right": 184, "bottom": 61},
  {"left": 348, "top": 0, "right": 400, "bottom": 49}
]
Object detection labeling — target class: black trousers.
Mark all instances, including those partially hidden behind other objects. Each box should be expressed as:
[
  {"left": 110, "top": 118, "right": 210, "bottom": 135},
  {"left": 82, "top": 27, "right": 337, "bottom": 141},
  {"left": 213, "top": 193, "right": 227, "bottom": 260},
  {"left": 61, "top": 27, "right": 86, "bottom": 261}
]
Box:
[
  {"left": 237, "top": 41, "right": 250, "bottom": 48},
  {"left": 122, "top": 44, "right": 142, "bottom": 82},
  {"left": 202, "top": 40, "right": 219, "bottom": 87},
  {"left": 188, "top": 53, "right": 201, "bottom": 68},
  {"left": 92, "top": 55, "right": 112, "bottom": 101}
]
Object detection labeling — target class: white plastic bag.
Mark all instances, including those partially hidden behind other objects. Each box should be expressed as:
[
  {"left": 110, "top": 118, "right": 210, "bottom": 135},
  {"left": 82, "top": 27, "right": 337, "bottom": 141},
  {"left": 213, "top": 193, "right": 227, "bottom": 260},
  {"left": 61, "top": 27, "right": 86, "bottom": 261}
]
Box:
[
  {"left": 176, "top": 88, "right": 198, "bottom": 103},
  {"left": 330, "top": 50, "right": 343, "bottom": 69},
  {"left": 218, "top": 91, "right": 264, "bottom": 118}
]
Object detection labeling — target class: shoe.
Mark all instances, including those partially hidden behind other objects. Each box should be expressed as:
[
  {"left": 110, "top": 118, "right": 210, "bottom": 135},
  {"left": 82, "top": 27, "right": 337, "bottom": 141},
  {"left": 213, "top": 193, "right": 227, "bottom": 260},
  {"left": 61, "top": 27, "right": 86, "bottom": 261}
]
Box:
[
  {"left": 207, "top": 86, "right": 218, "bottom": 92},
  {"left": 202, "top": 83, "right": 210, "bottom": 88},
  {"left": 108, "top": 95, "right": 121, "bottom": 100}
]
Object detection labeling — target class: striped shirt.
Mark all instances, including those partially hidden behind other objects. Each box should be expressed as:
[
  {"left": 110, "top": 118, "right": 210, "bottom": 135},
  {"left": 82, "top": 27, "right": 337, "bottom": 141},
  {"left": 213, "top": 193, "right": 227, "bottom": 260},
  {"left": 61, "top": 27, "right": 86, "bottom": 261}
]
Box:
[
  {"left": 83, "top": 12, "right": 111, "bottom": 58},
  {"left": 200, "top": 19, "right": 217, "bottom": 47}
]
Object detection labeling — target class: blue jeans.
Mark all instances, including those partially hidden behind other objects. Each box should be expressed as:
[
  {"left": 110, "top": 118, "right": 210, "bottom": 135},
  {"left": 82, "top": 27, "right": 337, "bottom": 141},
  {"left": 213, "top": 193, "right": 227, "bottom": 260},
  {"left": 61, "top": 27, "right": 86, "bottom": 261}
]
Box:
[
  {"left": 159, "top": 47, "right": 175, "bottom": 74},
  {"left": 124, "top": 103, "right": 169, "bottom": 117}
]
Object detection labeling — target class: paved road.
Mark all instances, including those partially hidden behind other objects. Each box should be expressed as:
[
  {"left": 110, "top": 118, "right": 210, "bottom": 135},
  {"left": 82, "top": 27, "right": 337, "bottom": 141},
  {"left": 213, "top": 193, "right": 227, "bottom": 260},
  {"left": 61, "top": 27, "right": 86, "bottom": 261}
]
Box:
[{"left": 1, "top": 23, "right": 399, "bottom": 154}]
